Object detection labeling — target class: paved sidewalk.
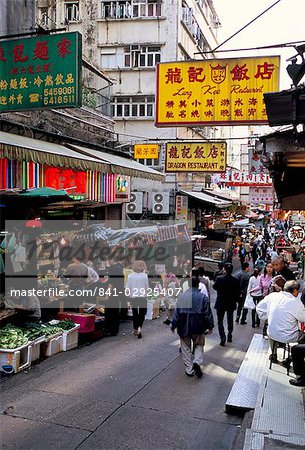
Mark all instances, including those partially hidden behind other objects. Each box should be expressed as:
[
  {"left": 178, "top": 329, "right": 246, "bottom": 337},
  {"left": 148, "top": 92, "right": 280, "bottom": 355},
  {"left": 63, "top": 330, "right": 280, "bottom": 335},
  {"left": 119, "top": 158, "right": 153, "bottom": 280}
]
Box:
[{"left": 1, "top": 314, "right": 257, "bottom": 450}]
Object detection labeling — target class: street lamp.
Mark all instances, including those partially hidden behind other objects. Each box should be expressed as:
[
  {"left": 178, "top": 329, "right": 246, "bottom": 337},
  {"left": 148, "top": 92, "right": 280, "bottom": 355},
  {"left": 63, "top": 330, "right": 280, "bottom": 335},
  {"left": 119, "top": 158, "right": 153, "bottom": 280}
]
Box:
[{"left": 286, "top": 44, "right": 305, "bottom": 87}]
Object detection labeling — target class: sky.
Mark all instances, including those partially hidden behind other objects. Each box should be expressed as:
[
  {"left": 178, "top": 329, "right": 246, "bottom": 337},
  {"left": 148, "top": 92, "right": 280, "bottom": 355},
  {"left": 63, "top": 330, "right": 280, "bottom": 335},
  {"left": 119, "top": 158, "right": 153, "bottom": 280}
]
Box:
[{"left": 212, "top": 0, "right": 305, "bottom": 89}]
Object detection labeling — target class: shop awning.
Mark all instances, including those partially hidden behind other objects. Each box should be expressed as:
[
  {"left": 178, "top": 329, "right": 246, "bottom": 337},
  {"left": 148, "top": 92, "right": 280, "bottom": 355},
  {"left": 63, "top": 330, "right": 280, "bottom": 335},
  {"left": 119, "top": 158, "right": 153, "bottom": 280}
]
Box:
[
  {"left": 180, "top": 190, "right": 232, "bottom": 208},
  {"left": 0, "top": 131, "right": 109, "bottom": 172},
  {"left": 67, "top": 144, "right": 165, "bottom": 182}
]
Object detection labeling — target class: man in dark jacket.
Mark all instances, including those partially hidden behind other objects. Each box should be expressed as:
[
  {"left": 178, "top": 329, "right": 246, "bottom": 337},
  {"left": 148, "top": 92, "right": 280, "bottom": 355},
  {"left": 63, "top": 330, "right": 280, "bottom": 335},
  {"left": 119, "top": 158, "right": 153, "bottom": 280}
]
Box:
[
  {"left": 171, "top": 277, "right": 214, "bottom": 378},
  {"left": 213, "top": 262, "right": 240, "bottom": 346},
  {"left": 235, "top": 262, "right": 251, "bottom": 324}
]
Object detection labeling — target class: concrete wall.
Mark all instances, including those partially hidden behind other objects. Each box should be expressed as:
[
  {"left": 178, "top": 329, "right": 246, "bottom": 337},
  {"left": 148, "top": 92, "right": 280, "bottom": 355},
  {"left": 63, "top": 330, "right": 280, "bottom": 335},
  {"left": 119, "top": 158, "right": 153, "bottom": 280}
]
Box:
[{"left": 1, "top": 0, "right": 35, "bottom": 36}]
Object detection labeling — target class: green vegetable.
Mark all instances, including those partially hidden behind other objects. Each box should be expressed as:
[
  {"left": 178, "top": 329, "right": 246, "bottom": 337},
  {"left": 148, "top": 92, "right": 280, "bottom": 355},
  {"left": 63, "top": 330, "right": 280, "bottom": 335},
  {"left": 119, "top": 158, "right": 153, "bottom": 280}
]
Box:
[
  {"left": 0, "top": 324, "right": 28, "bottom": 349},
  {"left": 57, "top": 320, "right": 76, "bottom": 330}
]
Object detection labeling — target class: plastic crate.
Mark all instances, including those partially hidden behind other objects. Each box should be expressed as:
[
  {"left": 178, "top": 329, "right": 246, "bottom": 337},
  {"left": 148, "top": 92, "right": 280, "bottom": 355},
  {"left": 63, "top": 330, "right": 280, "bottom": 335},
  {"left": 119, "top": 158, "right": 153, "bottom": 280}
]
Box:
[
  {"left": 62, "top": 324, "right": 80, "bottom": 351},
  {"left": 43, "top": 332, "right": 63, "bottom": 357},
  {"left": 30, "top": 336, "right": 46, "bottom": 363},
  {"left": 57, "top": 312, "right": 95, "bottom": 333},
  {"left": 0, "top": 343, "right": 32, "bottom": 373}
]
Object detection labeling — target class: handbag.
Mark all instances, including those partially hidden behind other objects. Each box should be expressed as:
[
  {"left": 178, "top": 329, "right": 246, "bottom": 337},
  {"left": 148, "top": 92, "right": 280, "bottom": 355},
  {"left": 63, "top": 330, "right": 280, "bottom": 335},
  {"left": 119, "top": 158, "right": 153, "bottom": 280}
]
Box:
[{"left": 244, "top": 292, "right": 256, "bottom": 310}]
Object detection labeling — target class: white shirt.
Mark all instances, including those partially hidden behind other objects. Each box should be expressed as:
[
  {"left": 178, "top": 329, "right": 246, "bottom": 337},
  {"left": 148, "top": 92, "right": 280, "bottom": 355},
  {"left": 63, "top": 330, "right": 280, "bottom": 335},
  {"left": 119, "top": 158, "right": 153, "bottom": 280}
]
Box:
[
  {"left": 256, "top": 291, "right": 305, "bottom": 343},
  {"left": 126, "top": 272, "right": 149, "bottom": 298},
  {"left": 199, "top": 282, "right": 208, "bottom": 298},
  {"left": 247, "top": 275, "right": 260, "bottom": 295}
]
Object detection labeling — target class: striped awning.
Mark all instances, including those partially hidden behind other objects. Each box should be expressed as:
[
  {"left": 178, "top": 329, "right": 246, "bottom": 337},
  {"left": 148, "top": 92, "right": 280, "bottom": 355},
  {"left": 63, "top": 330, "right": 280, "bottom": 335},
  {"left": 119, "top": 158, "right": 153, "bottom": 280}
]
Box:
[
  {"left": 0, "top": 131, "right": 165, "bottom": 181},
  {"left": 0, "top": 131, "right": 109, "bottom": 172},
  {"left": 67, "top": 144, "right": 165, "bottom": 181}
]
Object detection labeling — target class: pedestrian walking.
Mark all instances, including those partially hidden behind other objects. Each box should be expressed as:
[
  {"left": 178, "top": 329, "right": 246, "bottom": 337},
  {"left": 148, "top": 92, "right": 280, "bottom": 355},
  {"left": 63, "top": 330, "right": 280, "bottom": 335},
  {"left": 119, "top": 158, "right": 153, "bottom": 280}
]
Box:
[
  {"left": 213, "top": 262, "right": 240, "bottom": 346},
  {"left": 236, "top": 262, "right": 251, "bottom": 324},
  {"left": 126, "top": 260, "right": 149, "bottom": 339},
  {"left": 244, "top": 267, "right": 263, "bottom": 328},
  {"left": 105, "top": 257, "right": 125, "bottom": 336},
  {"left": 171, "top": 276, "right": 214, "bottom": 377}
]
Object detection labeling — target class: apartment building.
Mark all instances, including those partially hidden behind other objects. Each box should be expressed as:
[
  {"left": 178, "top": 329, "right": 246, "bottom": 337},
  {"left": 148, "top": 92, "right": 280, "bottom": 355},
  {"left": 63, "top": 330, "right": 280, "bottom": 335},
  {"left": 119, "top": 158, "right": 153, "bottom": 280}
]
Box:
[{"left": 35, "top": 0, "right": 225, "bottom": 217}]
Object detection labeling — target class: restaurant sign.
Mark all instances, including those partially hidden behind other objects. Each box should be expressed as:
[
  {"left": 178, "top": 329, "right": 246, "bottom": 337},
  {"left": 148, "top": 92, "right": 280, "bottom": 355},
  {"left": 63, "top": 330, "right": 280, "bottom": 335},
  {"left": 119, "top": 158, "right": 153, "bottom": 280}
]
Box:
[
  {"left": 218, "top": 171, "right": 272, "bottom": 186},
  {"left": 134, "top": 144, "right": 159, "bottom": 159},
  {"left": 156, "top": 56, "right": 280, "bottom": 127},
  {"left": 165, "top": 142, "right": 226, "bottom": 173},
  {"left": 0, "top": 32, "right": 82, "bottom": 112}
]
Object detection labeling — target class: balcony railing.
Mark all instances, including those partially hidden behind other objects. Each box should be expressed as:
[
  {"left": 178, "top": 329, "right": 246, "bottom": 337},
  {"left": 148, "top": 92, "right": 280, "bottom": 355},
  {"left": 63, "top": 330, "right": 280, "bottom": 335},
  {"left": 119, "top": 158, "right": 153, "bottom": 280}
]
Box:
[{"left": 101, "top": 1, "right": 161, "bottom": 20}]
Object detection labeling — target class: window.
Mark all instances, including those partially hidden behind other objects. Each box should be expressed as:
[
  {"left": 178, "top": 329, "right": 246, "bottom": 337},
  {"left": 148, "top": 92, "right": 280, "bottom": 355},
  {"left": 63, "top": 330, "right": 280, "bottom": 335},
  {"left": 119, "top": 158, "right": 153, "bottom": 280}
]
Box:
[
  {"left": 101, "top": 47, "right": 124, "bottom": 69},
  {"left": 124, "top": 45, "right": 161, "bottom": 68},
  {"left": 136, "top": 158, "right": 160, "bottom": 167},
  {"left": 65, "top": 1, "right": 80, "bottom": 22},
  {"left": 40, "top": 7, "right": 49, "bottom": 27},
  {"left": 101, "top": 0, "right": 161, "bottom": 19},
  {"left": 112, "top": 96, "right": 155, "bottom": 118}
]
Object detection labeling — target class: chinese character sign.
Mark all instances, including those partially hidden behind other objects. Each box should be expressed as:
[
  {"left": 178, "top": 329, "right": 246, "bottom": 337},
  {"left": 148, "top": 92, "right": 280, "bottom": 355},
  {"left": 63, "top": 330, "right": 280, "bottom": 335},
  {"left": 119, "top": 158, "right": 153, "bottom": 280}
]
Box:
[
  {"left": 220, "top": 171, "right": 272, "bottom": 186},
  {"left": 176, "top": 195, "right": 188, "bottom": 221},
  {"left": 156, "top": 56, "right": 280, "bottom": 126},
  {"left": 134, "top": 144, "right": 159, "bottom": 159},
  {"left": 44, "top": 166, "right": 86, "bottom": 194},
  {"left": 249, "top": 187, "right": 273, "bottom": 205},
  {"left": 0, "top": 32, "right": 82, "bottom": 112},
  {"left": 287, "top": 225, "right": 305, "bottom": 244},
  {"left": 165, "top": 142, "right": 226, "bottom": 172}
]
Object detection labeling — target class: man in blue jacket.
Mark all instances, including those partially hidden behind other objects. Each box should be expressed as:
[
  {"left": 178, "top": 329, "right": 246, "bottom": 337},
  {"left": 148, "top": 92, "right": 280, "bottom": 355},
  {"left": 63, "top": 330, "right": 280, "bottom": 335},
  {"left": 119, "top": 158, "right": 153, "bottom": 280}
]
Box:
[{"left": 171, "top": 277, "right": 214, "bottom": 378}]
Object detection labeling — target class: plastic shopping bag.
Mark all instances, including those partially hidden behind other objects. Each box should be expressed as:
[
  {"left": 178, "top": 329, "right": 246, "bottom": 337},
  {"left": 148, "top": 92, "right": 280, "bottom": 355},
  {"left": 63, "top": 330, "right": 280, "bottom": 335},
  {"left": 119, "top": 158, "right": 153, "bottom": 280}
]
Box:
[{"left": 244, "top": 293, "right": 256, "bottom": 310}]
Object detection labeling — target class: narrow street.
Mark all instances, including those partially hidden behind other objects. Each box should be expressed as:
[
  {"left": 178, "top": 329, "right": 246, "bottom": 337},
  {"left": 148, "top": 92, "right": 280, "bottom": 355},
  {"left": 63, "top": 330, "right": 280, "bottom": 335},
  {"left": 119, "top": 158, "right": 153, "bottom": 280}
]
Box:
[{"left": 1, "top": 297, "right": 257, "bottom": 450}]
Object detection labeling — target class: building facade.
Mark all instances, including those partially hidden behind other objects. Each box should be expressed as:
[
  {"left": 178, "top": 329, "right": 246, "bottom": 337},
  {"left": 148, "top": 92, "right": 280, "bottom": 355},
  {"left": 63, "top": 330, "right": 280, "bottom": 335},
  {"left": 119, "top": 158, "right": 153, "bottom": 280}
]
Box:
[{"left": 35, "top": 0, "right": 223, "bottom": 219}]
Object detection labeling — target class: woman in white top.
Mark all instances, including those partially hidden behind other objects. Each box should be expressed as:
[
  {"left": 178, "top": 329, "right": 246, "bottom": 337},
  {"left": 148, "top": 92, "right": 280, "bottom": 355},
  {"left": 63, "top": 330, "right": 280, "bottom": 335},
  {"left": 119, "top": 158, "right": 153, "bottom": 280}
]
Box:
[
  {"left": 245, "top": 268, "right": 262, "bottom": 328},
  {"left": 126, "top": 260, "right": 149, "bottom": 339}
]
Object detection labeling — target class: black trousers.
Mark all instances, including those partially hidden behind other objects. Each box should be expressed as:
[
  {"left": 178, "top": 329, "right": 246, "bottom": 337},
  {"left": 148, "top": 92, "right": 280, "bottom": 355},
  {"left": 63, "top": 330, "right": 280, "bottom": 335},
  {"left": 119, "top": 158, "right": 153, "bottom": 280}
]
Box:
[
  {"left": 291, "top": 344, "right": 305, "bottom": 376},
  {"left": 131, "top": 297, "right": 147, "bottom": 330},
  {"left": 216, "top": 309, "right": 234, "bottom": 341},
  {"left": 236, "top": 295, "right": 248, "bottom": 321},
  {"left": 251, "top": 296, "right": 263, "bottom": 327}
]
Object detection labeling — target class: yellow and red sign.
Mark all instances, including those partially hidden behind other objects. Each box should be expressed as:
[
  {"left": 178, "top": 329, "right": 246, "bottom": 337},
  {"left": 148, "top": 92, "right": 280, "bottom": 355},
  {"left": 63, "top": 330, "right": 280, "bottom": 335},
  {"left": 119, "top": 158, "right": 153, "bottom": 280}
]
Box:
[
  {"left": 134, "top": 144, "right": 159, "bottom": 159},
  {"left": 156, "top": 56, "right": 280, "bottom": 127},
  {"left": 176, "top": 195, "right": 188, "bottom": 221},
  {"left": 165, "top": 142, "right": 226, "bottom": 173}
]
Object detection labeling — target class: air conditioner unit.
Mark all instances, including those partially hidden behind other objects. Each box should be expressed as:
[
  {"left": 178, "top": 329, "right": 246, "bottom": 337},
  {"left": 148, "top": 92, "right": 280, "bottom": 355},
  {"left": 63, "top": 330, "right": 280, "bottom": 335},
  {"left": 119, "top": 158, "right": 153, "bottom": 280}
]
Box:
[
  {"left": 152, "top": 192, "right": 170, "bottom": 214},
  {"left": 126, "top": 192, "right": 143, "bottom": 214}
]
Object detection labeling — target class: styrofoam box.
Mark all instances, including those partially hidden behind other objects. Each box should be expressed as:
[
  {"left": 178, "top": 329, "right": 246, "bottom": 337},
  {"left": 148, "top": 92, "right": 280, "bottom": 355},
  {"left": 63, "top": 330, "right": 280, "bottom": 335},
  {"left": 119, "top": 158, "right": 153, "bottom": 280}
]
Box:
[
  {"left": 30, "top": 335, "right": 46, "bottom": 363},
  {"left": 0, "top": 343, "right": 32, "bottom": 373},
  {"left": 62, "top": 324, "right": 80, "bottom": 351},
  {"left": 43, "top": 332, "right": 63, "bottom": 357}
]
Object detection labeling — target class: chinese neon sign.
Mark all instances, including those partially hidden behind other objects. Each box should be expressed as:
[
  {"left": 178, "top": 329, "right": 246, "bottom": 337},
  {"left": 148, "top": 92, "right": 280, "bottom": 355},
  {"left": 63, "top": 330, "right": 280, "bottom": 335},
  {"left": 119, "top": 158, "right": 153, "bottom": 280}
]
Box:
[
  {"left": 0, "top": 32, "right": 82, "bottom": 112},
  {"left": 156, "top": 56, "right": 280, "bottom": 127},
  {"left": 165, "top": 142, "right": 226, "bottom": 173}
]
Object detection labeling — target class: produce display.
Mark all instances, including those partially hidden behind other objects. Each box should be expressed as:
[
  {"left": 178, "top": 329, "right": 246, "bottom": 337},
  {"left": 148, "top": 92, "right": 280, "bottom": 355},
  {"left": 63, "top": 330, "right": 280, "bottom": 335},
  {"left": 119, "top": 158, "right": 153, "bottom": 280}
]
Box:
[
  {"left": 0, "top": 322, "right": 71, "bottom": 349},
  {"left": 57, "top": 320, "right": 76, "bottom": 330},
  {"left": 0, "top": 324, "right": 29, "bottom": 349},
  {"left": 40, "top": 324, "right": 63, "bottom": 337}
]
